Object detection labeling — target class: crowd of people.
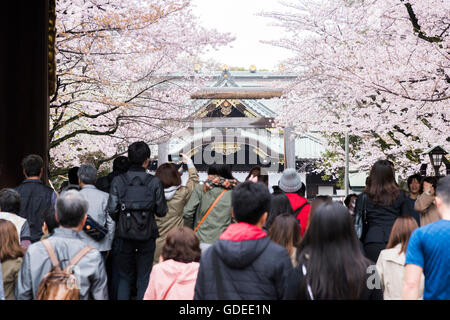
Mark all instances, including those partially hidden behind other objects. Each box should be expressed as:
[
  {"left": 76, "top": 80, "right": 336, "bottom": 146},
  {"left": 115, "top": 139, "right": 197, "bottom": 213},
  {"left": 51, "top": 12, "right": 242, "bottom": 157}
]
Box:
[{"left": 0, "top": 141, "right": 449, "bottom": 300}]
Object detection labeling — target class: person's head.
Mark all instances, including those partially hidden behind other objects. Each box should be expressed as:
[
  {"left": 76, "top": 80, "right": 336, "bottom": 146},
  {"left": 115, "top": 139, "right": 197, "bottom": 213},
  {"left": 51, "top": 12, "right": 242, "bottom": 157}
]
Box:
[
  {"left": 407, "top": 174, "right": 422, "bottom": 195},
  {"left": 0, "top": 188, "right": 21, "bottom": 214},
  {"left": 278, "top": 168, "right": 302, "bottom": 194},
  {"left": 245, "top": 166, "right": 269, "bottom": 186},
  {"left": 77, "top": 164, "right": 97, "bottom": 186},
  {"left": 297, "top": 202, "right": 371, "bottom": 299},
  {"left": 420, "top": 176, "right": 437, "bottom": 194},
  {"left": 21, "top": 154, "right": 44, "bottom": 178},
  {"left": 308, "top": 195, "right": 333, "bottom": 228},
  {"left": 55, "top": 190, "right": 88, "bottom": 230},
  {"left": 386, "top": 216, "right": 418, "bottom": 254},
  {"left": 42, "top": 205, "right": 60, "bottom": 235},
  {"left": 365, "top": 159, "right": 400, "bottom": 206},
  {"left": 435, "top": 175, "right": 450, "bottom": 218},
  {"left": 155, "top": 163, "right": 182, "bottom": 189},
  {"left": 265, "top": 192, "right": 293, "bottom": 230},
  {"left": 207, "top": 163, "right": 234, "bottom": 180},
  {"left": 112, "top": 156, "right": 130, "bottom": 174},
  {"left": 297, "top": 182, "right": 306, "bottom": 198},
  {"left": 344, "top": 194, "right": 358, "bottom": 209},
  {"left": 232, "top": 181, "right": 271, "bottom": 227},
  {"left": 68, "top": 167, "right": 80, "bottom": 185},
  {"left": 0, "top": 219, "right": 25, "bottom": 261},
  {"left": 268, "top": 214, "right": 301, "bottom": 257},
  {"left": 161, "top": 227, "right": 201, "bottom": 263},
  {"left": 128, "top": 141, "right": 151, "bottom": 167}
]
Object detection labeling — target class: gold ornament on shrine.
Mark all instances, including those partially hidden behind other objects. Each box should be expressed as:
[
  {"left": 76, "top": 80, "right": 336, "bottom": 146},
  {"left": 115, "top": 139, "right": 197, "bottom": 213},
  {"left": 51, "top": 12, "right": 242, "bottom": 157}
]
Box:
[
  {"left": 220, "top": 100, "right": 232, "bottom": 115},
  {"left": 211, "top": 142, "right": 241, "bottom": 156}
]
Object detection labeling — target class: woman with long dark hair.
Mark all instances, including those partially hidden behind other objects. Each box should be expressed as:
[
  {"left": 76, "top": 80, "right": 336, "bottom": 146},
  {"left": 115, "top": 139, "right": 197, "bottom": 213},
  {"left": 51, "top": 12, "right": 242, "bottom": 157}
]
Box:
[
  {"left": 355, "top": 160, "right": 408, "bottom": 263},
  {"left": 269, "top": 214, "right": 301, "bottom": 267},
  {"left": 264, "top": 191, "right": 294, "bottom": 232},
  {"left": 284, "top": 202, "right": 382, "bottom": 300}
]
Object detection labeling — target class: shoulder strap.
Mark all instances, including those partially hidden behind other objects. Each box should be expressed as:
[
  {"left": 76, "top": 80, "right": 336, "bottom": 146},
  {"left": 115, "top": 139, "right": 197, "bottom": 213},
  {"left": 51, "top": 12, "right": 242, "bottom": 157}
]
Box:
[
  {"left": 64, "top": 246, "right": 93, "bottom": 273},
  {"left": 194, "top": 189, "right": 227, "bottom": 233},
  {"left": 294, "top": 201, "right": 309, "bottom": 216},
  {"left": 361, "top": 193, "right": 368, "bottom": 223},
  {"left": 119, "top": 173, "right": 131, "bottom": 186},
  {"left": 301, "top": 264, "right": 314, "bottom": 300},
  {"left": 41, "top": 239, "right": 61, "bottom": 271}
]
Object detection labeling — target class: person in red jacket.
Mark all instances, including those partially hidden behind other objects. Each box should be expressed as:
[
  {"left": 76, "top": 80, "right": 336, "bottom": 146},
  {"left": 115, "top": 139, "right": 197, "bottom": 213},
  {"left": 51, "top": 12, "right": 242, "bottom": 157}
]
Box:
[{"left": 278, "top": 169, "right": 310, "bottom": 236}]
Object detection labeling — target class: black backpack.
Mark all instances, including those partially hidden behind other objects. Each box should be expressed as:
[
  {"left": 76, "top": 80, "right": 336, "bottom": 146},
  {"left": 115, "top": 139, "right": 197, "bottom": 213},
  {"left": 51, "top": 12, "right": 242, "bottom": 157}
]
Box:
[{"left": 116, "top": 173, "right": 156, "bottom": 241}]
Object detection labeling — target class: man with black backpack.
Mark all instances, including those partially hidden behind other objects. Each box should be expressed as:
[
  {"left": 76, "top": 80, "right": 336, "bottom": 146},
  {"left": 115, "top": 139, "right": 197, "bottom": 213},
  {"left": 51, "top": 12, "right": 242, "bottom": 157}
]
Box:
[{"left": 107, "top": 141, "right": 168, "bottom": 300}]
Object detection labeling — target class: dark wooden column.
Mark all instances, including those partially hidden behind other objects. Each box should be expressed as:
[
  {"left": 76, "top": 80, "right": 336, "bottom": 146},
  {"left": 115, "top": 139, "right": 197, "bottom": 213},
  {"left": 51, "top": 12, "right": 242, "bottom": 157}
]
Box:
[{"left": 0, "top": 1, "right": 49, "bottom": 188}]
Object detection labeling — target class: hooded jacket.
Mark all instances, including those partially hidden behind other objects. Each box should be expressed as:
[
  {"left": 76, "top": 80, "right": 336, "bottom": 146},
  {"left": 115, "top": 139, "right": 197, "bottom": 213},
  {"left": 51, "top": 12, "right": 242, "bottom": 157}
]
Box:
[
  {"left": 144, "top": 259, "right": 199, "bottom": 300},
  {"left": 194, "top": 222, "right": 293, "bottom": 300},
  {"left": 153, "top": 167, "right": 199, "bottom": 265}
]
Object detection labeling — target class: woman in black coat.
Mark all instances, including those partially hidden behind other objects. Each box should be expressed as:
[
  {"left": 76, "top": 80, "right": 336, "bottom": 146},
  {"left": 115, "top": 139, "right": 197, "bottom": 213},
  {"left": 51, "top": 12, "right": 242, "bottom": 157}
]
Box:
[
  {"left": 355, "top": 160, "right": 408, "bottom": 263},
  {"left": 284, "top": 202, "right": 382, "bottom": 300}
]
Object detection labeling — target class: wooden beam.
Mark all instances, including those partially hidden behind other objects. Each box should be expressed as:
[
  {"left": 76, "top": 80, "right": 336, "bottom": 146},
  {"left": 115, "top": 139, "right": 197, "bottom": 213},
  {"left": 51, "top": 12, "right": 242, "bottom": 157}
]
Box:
[
  {"left": 190, "top": 87, "right": 283, "bottom": 100},
  {"left": 189, "top": 117, "right": 275, "bottom": 128}
]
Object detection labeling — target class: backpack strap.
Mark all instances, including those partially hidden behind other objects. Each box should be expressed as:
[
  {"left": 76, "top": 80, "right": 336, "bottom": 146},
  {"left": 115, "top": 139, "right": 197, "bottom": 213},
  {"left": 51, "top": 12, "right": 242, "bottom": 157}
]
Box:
[
  {"left": 194, "top": 189, "right": 227, "bottom": 233},
  {"left": 41, "top": 239, "right": 61, "bottom": 272},
  {"left": 64, "top": 246, "right": 93, "bottom": 273},
  {"left": 294, "top": 201, "right": 309, "bottom": 216},
  {"left": 119, "top": 172, "right": 131, "bottom": 187}
]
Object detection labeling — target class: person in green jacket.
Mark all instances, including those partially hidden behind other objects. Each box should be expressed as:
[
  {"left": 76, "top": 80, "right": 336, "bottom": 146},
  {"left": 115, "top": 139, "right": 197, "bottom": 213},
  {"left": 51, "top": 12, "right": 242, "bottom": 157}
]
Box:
[
  {"left": 153, "top": 154, "right": 199, "bottom": 266},
  {"left": 183, "top": 164, "right": 238, "bottom": 251}
]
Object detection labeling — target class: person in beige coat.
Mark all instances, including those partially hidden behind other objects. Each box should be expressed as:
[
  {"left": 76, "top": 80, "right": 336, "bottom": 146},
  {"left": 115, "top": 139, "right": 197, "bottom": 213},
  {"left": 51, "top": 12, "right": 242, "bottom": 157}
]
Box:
[
  {"left": 414, "top": 177, "right": 440, "bottom": 226},
  {"left": 376, "top": 216, "right": 424, "bottom": 300},
  {"left": 153, "top": 154, "right": 199, "bottom": 265}
]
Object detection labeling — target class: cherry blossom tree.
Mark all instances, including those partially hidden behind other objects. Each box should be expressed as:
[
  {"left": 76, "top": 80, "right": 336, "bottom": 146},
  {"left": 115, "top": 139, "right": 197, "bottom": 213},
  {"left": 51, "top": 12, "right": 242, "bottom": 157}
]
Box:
[
  {"left": 50, "top": 0, "right": 233, "bottom": 179},
  {"left": 263, "top": 0, "right": 449, "bottom": 178}
]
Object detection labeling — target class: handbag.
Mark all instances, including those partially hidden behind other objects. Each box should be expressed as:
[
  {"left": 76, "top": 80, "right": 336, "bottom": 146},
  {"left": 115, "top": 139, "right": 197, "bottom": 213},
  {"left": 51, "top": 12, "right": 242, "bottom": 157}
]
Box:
[
  {"left": 354, "top": 193, "right": 368, "bottom": 241},
  {"left": 83, "top": 215, "right": 108, "bottom": 241}
]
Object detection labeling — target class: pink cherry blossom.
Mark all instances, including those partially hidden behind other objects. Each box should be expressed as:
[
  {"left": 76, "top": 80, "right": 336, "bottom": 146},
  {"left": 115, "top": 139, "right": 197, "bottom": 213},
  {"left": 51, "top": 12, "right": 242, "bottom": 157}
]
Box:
[
  {"left": 50, "top": 0, "right": 234, "bottom": 176},
  {"left": 262, "top": 0, "right": 449, "bottom": 178}
]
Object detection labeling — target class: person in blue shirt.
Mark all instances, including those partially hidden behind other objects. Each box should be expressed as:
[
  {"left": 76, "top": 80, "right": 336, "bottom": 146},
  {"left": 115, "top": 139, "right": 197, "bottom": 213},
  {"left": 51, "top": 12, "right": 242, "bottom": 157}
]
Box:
[{"left": 403, "top": 175, "right": 450, "bottom": 300}]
